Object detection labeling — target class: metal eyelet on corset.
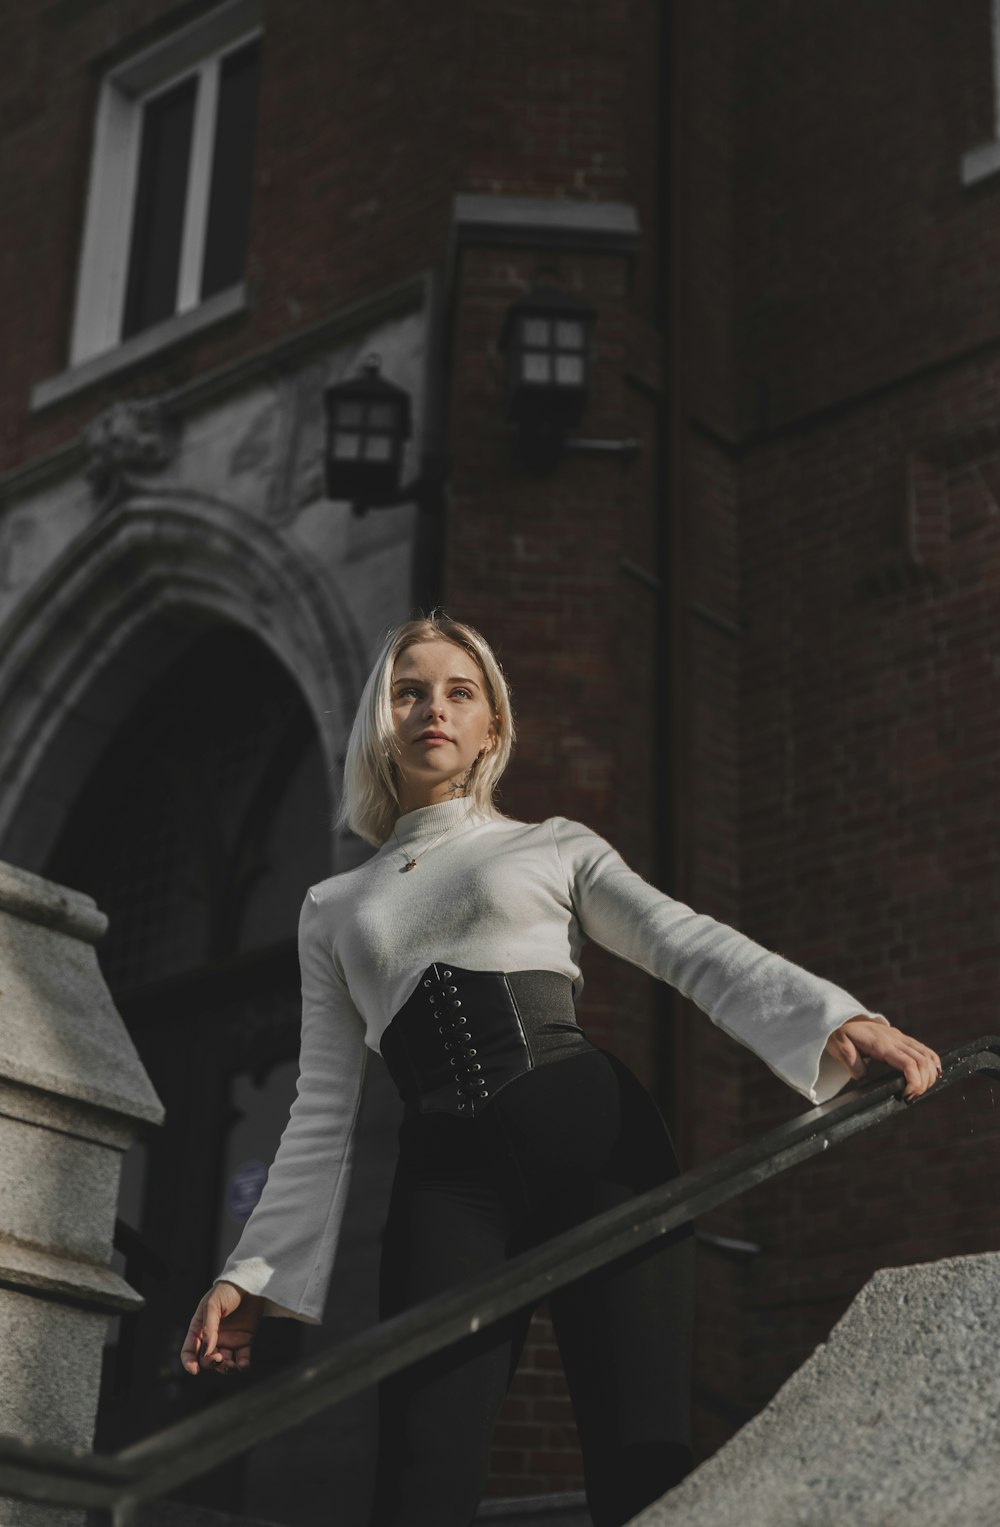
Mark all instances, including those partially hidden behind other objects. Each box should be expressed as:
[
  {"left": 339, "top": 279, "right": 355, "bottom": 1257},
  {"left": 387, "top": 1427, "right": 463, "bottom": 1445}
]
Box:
[
  {"left": 451, "top": 999, "right": 462, "bottom": 1009},
  {"left": 447, "top": 985, "right": 457, "bottom": 993},
  {"left": 470, "top": 1062, "right": 482, "bottom": 1073},
  {"left": 423, "top": 979, "right": 432, "bottom": 987},
  {"left": 442, "top": 969, "right": 452, "bottom": 978},
  {"left": 466, "top": 1047, "right": 477, "bottom": 1057}
]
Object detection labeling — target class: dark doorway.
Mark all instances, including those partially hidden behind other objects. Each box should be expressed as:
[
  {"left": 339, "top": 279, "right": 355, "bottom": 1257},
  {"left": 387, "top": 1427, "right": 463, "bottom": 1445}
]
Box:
[{"left": 46, "top": 622, "right": 332, "bottom": 1511}]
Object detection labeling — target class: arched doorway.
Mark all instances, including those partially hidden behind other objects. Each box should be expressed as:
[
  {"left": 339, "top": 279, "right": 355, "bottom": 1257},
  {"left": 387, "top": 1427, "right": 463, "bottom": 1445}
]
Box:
[{"left": 44, "top": 620, "right": 338, "bottom": 1509}]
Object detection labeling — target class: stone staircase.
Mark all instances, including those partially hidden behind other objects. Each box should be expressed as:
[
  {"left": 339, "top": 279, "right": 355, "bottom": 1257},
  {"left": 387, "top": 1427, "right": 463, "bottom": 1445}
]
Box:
[
  {"left": 632, "top": 1250, "right": 1000, "bottom": 1526},
  {"left": 130, "top": 1253, "right": 1000, "bottom": 1527}
]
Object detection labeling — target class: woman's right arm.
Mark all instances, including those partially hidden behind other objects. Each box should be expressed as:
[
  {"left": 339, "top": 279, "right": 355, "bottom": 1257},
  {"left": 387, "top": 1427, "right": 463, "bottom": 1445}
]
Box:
[{"left": 179, "top": 888, "right": 368, "bottom": 1372}]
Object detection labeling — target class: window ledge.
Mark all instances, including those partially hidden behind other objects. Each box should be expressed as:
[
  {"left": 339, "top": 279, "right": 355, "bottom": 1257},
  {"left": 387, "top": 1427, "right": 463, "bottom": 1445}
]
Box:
[
  {"left": 31, "top": 283, "right": 248, "bottom": 413},
  {"left": 961, "top": 139, "right": 1000, "bottom": 187}
]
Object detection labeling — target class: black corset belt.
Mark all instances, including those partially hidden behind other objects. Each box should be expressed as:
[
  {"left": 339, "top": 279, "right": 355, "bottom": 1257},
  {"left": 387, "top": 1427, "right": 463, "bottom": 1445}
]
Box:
[{"left": 380, "top": 962, "right": 594, "bottom": 1118}]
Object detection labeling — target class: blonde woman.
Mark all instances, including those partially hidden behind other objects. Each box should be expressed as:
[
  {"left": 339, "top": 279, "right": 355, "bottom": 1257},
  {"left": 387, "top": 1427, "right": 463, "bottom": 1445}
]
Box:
[{"left": 181, "top": 612, "right": 941, "bottom": 1527}]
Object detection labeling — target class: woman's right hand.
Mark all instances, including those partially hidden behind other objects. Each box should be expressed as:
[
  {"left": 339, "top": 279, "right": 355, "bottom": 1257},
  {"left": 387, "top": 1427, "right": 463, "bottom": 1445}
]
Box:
[{"left": 180, "top": 1280, "right": 265, "bottom": 1376}]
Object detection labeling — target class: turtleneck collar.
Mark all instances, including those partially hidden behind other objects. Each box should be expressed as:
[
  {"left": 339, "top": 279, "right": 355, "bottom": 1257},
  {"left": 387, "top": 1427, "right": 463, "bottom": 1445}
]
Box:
[{"left": 389, "top": 796, "right": 490, "bottom": 847}]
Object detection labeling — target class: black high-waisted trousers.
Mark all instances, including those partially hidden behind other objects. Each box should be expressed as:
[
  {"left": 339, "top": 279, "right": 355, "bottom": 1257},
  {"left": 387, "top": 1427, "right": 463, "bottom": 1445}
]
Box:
[{"left": 369, "top": 966, "right": 696, "bottom": 1527}]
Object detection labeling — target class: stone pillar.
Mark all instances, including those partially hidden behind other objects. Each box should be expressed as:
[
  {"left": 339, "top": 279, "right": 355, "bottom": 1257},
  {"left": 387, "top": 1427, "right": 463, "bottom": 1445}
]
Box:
[{"left": 0, "top": 861, "right": 164, "bottom": 1527}]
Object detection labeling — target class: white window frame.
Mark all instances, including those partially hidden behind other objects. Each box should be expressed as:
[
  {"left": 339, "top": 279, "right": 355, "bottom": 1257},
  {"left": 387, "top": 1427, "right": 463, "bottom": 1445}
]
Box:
[
  {"left": 962, "top": 0, "right": 1000, "bottom": 184},
  {"left": 70, "top": 0, "right": 262, "bottom": 366}
]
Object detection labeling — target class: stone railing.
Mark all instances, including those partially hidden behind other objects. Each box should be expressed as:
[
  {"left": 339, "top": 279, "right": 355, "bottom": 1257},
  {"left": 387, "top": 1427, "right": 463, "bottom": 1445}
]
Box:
[{"left": 0, "top": 860, "right": 164, "bottom": 1527}]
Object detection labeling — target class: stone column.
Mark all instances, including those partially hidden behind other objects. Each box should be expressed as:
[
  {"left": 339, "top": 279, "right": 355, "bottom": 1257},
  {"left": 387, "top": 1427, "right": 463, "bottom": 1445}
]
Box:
[{"left": 0, "top": 860, "right": 164, "bottom": 1527}]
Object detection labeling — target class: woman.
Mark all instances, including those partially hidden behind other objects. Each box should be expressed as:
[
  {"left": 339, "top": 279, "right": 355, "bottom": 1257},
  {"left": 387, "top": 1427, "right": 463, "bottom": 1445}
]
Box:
[{"left": 180, "top": 613, "right": 942, "bottom": 1527}]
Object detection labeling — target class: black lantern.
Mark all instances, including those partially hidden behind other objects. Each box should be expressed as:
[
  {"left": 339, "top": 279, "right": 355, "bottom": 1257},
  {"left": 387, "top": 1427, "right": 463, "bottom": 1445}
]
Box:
[
  {"left": 500, "top": 285, "right": 597, "bottom": 468},
  {"left": 323, "top": 354, "right": 412, "bottom": 507}
]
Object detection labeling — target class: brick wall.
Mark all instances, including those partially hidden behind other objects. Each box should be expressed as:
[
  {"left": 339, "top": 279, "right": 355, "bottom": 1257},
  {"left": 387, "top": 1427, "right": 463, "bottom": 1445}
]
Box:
[
  {"left": 731, "top": 352, "right": 1000, "bottom": 1420},
  {"left": 675, "top": 0, "right": 1000, "bottom": 1454}
]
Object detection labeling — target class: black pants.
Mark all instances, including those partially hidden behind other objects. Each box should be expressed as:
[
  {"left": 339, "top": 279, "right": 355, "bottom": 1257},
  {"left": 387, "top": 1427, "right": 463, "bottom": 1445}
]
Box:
[{"left": 369, "top": 1046, "right": 696, "bottom": 1527}]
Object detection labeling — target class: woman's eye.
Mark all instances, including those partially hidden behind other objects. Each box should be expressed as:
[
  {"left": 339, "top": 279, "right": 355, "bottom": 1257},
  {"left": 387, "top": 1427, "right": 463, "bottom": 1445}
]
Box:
[{"left": 451, "top": 688, "right": 472, "bottom": 700}]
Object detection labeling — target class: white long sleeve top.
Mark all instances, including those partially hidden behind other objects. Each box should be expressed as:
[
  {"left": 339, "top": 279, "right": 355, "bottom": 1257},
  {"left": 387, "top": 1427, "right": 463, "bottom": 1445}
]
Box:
[{"left": 215, "top": 798, "right": 887, "bottom": 1323}]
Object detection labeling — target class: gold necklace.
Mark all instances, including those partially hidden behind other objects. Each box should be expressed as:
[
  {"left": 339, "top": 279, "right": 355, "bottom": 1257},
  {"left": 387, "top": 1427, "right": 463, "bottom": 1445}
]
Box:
[{"left": 391, "top": 807, "right": 474, "bottom": 872}]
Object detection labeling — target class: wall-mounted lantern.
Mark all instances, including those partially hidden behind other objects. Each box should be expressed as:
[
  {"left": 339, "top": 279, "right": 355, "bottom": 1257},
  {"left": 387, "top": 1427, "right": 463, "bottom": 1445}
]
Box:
[
  {"left": 324, "top": 354, "right": 416, "bottom": 512},
  {"left": 499, "top": 285, "right": 597, "bottom": 471}
]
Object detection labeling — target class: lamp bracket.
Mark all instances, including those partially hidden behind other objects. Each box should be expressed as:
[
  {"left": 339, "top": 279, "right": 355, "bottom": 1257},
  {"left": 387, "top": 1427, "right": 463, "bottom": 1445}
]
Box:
[{"left": 348, "top": 458, "right": 449, "bottom": 518}]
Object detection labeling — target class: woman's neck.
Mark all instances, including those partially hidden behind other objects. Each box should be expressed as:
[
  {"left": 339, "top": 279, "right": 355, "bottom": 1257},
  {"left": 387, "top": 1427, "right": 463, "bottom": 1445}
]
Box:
[{"left": 395, "top": 778, "right": 470, "bottom": 814}]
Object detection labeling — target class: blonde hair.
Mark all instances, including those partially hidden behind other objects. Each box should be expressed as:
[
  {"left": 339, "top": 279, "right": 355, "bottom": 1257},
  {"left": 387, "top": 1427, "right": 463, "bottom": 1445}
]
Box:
[{"left": 338, "top": 613, "right": 516, "bottom": 846}]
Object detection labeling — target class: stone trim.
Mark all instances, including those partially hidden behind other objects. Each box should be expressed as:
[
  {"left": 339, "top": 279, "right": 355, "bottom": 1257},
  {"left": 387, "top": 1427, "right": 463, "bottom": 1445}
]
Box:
[
  {"left": 31, "top": 283, "right": 249, "bottom": 414},
  {"left": 4, "top": 271, "right": 431, "bottom": 507},
  {"left": 452, "top": 192, "right": 640, "bottom": 255},
  {"left": 0, "top": 1229, "right": 144, "bottom": 1313},
  {"left": 961, "top": 0, "right": 1000, "bottom": 186},
  {"left": 0, "top": 1077, "right": 138, "bottom": 1150},
  {"left": 0, "top": 860, "right": 107, "bottom": 945},
  {"left": 961, "top": 138, "right": 1000, "bottom": 186}
]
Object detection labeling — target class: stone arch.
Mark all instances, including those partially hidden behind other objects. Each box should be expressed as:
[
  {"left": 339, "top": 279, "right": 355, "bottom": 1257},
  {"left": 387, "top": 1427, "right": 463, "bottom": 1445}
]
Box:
[{"left": 0, "top": 495, "right": 369, "bottom": 870}]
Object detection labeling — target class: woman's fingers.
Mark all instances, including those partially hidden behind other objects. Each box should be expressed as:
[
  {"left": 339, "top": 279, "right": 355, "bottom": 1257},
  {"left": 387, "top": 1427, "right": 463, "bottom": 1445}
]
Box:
[
  {"left": 179, "top": 1284, "right": 246, "bottom": 1375},
  {"left": 884, "top": 1035, "right": 942, "bottom": 1100},
  {"left": 836, "top": 1018, "right": 943, "bottom": 1101},
  {"left": 179, "top": 1284, "right": 263, "bottom": 1377},
  {"left": 180, "top": 1295, "right": 210, "bottom": 1375},
  {"left": 198, "top": 1289, "right": 224, "bottom": 1370}
]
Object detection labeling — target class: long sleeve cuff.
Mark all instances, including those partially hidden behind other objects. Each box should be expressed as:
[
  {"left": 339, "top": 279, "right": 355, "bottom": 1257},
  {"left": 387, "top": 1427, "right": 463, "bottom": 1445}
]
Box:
[{"left": 213, "top": 1257, "right": 325, "bottom": 1324}]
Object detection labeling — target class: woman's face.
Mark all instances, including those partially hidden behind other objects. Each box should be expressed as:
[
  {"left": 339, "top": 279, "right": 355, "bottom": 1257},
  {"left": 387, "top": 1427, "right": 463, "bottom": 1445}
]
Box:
[{"left": 390, "top": 637, "right": 496, "bottom": 810}]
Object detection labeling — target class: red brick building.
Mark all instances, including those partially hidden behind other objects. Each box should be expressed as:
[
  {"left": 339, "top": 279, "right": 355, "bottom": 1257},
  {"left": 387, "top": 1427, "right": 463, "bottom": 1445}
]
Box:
[{"left": 1, "top": 0, "right": 998, "bottom": 1519}]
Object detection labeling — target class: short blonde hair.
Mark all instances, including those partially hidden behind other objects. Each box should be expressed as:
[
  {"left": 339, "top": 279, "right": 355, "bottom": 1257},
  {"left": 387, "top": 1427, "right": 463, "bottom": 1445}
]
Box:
[{"left": 338, "top": 613, "right": 516, "bottom": 846}]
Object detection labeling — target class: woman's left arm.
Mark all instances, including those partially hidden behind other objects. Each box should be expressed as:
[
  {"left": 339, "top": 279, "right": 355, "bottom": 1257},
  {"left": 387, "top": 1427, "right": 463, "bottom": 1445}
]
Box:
[{"left": 552, "top": 818, "right": 942, "bottom": 1106}]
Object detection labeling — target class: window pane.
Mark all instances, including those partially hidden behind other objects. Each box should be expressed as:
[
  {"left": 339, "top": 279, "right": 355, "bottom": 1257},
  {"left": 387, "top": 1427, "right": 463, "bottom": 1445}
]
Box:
[
  {"left": 523, "top": 352, "right": 551, "bottom": 383},
  {"left": 522, "top": 317, "right": 551, "bottom": 346},
  {"left": 201, "top": 40, "right": 261, "bottom": 299},
  {"left": 364, "top": 435, "right": 392, "bottom": 462},
  {"left": 555, "top": 354, "right": 584, "bottom": 386},
  {"left": 555, "top": 319, "right": 584, "bottom": 349},
  {"left": 333, "top": 433, "right": 361, "bottom": 460},
  {"left": 367, "top": 402, "right": 398, "bottom": 430},
  {"left": 122, "top": 76, "right": 197, "bottom": 340}
]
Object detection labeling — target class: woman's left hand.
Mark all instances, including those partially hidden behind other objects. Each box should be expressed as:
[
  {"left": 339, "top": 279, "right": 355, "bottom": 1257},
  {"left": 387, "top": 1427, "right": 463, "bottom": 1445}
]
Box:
[{"left": 825, "top": 1017, "right": 943, "bottom": 1103}]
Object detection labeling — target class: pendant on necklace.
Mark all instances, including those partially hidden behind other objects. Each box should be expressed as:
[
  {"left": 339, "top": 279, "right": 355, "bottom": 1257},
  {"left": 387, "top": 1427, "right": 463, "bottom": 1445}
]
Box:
[{"left": 403, "top": 859, "right": 417, "bottom": 872}]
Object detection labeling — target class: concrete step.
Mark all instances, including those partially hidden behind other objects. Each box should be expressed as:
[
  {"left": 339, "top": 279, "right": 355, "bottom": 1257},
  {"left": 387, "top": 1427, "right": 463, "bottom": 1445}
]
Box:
[
  {"left": 133, "top": 1488, "right": 591, "bottom": 1527},
  {"left": 632, "top": 1250, "right": 1000, "bottom": 1526},
  {"left": 477, "top": 1491, "right": 591, "bottom": 1525}
]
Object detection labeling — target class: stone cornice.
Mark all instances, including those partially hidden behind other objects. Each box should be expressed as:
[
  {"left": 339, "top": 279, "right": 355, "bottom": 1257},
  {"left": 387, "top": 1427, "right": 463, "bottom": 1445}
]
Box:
[{"left": 451, "top": 193, "right": 641, "bottom": 256}]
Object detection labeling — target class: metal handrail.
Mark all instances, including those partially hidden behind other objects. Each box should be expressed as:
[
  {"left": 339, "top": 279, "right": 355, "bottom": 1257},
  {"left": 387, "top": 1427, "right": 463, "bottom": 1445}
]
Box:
[{"left": 2, "top": 1035, "right": 997, "bottom": 1524}]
